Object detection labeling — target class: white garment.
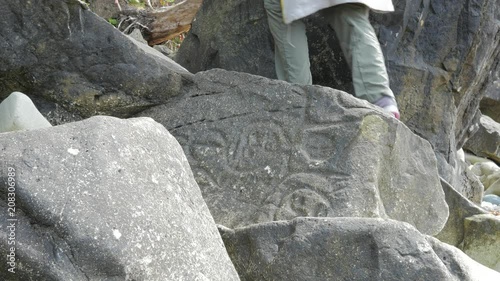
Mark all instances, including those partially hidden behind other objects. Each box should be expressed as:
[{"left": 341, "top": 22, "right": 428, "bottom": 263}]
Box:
[{"left": 281, "top": 0, "right": 394, "bottom": 23}]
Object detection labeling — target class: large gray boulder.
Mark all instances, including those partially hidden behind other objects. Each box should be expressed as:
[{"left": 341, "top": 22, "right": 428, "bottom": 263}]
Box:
[
  {"left": 175, "top": 0, "right": 500, "bottom": 185},
  {"left": 219, "top": 217, "right": 500, "bottom": 281},
  {"left": 0, "top": 116, "right": 239, "bottom": 281},
  {"left": 139, "top": 69, "right": 449, "bottom": 235},
  {"left": 464, "top": 115, "right": 500, "bottom": 165},
  {"left": 0, "top": 0, "right": 190, "bottom": 118}
]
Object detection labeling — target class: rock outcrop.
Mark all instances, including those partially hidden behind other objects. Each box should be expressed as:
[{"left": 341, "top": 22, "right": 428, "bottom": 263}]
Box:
[
  {"left": 2, "top": 1, "right": 500, "bottom": 279},
  {"left": 219, "top": 217, "right": 500, "bottom": 281},
  {"left": 470, "top": 160, "right": 500, "bottom": 196},
  {"left": 0, "top": 0, "right": 190, "bottom": 118},
  {"left": 175, "top": 0, "right": 500, "bottom": 185},
  {"left": 0, "top": 92, "right": 52, "bottom": 132},
  {"left": 138, "top": 69, "right": 449, "bottom": 235},
  {"left": 464, "top": 115, "right": 500, "bottom": 165},
  {"left": 0, "top": 116, "right": 239, "bottom": 281},
  {"left": 480, "top": 66, "right": 500, "bottom": 123},
  {"left": 463, "top": 214, "right": 500, "bottom": 272},
  {"left": 436, "top": 179, "right": 487, "bottom": 247}
]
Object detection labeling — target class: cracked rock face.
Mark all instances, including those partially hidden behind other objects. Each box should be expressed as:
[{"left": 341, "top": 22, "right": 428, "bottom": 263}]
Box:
[
  {"left": 481, "top": 66, "right": 500, "bottom": 123},
  {"left": 464, "top": 115, "right": 500, "bottom": 165},
  {"left": 175, "top": 0, "right": 500, "bottom": 185},
  {"left": 219, "top": 217, "right": 500, "bottom": 281},
  {"left": 139, "top": 69, "right": 449, "bottom": 236},
  {"left": 0, "top": 116, "right": 239, "bottom": 281},
  {"left": 463, "top": 214, "right": 500, "bottom": 272},
  {"left": 0, "top": 0, "right": 189, "bottom": 118}
]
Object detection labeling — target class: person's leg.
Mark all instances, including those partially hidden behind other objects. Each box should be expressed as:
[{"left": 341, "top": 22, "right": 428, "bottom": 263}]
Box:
[
  {"left": 322, "top": 4, "right": 399, "bottom": 118},
  {"left": 264, "top": 0, "right": 312, "bottom": 85}
]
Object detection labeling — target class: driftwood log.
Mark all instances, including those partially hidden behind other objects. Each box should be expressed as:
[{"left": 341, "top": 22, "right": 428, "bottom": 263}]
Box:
[{"left": 119, "top": 0, "right": 203, "bottom": 45}]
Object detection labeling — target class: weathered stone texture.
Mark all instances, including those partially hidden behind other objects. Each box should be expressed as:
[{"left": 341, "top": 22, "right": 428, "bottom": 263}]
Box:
[
  {"left": 0, "top": 0, "right": 189, "bottom": 118},
  {"left": 463, "top": 214, "right": 500, "bottom": 272},
  {"left": 219, "top": 217, "right": 500, "bottom": 281},
  {"left": 435, "top": 179, "right": 487, "bottom": 247},
  {"left": 0, "top": 116, "right": 239, "bottom": 281},
  {"left": 480, "top": 62, "right": 500, "bottom": 123},
  {"left": 175, "top": 0, "right": 500, "bottom": 185},
  {"left": 464, "top": 115, "right": 500, "bottom": 165},
  {"left": 139, "top": 69, "right": 449, "bottom": 235},
  {"left": 0, "top": 92, "right": 52, "bottom": 132}
]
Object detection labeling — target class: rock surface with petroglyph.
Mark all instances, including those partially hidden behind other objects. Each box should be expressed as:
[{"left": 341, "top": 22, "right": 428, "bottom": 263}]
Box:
[
  {"left": 138, "top": 69, "right": 449, "bottom": 235},
  {"left": 175, "top": 0, "right": 500, "bottom": 187}
]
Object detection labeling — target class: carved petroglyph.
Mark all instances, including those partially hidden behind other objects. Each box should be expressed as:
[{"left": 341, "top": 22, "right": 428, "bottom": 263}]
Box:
[
  {"left": 257, "top": 173, "right": 335, "bottom": 221},
  {"left": 227, "top": 121, "right": 291, "bottom": 173},
  {"left": 190, "top": 129, "right": 228, "bottom": 164},
  {"left": 275, "top": 189, "right": 332, "bottom": 220},
  {"left": 302, "top": 128, "right": 338, "bottom": 161},
  {"left": 146, "top": 71, "right": 448, "bottom": 234}
]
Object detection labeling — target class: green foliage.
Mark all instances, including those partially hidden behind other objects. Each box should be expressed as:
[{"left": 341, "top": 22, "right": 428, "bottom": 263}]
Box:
[
  {"left": 108, "top": 18, "right": 118, "bottom": 27},
  {"left": 128, "top": 0, "right": 145, "bottom": 8},
  {"left": 159, "top": 0, "right": 176, "bottom": 6}
]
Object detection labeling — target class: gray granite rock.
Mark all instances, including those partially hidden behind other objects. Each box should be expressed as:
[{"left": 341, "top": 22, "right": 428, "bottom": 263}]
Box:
[
  {"left": 463, "top": 214, "right": 500, "bottom": 272},
  {"left": 480, "top": 65, "right": 500, "bottom": 123},
  {"left": 0, "top": 92, "right": 52, "bottom": 132},
  {"left": 139, "top": 69, "right": 449, "bottom": 235},
  {"left": 427, "top": 235, "right": 500, "bottom": 280},
  {"left": 451, "top": 155, "right": 484, "bottom": 204},
  {"left": 0, "top": 116, "right": 239, "bottom": 281},
  {"left": 435, "top": 178, "right": 487, "bottom": 247},
  {"left": 219, "top": 217, "right": 500, "bottom": 281},
  {"left": 0, "top": 0, "right": 190, "bottom": 118},
  {"left": 175, "top": 0, "right": 500, "bottom": 185},
  {"left": 127, "top": 29, "right": 148, "bottom": 45},
  {"left": 464, "top": 115, "right": 500, "bottom": 165}
]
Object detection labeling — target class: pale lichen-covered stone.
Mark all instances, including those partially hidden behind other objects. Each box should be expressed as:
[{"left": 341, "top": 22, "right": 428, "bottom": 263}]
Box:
[
  {"left": 470, "top": 161, "right": 500, "bottom": 196},
  {"left": 0, "top": 92, "right": 52, "bottom": 133},
  {"left": 463, "top": 214, "right": 500, "bottom": 272}
]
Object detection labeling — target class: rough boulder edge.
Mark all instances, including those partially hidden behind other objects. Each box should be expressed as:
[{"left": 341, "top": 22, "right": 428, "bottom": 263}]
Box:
[
  {"left": 0, "top": 116, "right": 239, "bottom": 281},
  {"left": 138, "top": 69, "right": 449, "bottom": 236}
]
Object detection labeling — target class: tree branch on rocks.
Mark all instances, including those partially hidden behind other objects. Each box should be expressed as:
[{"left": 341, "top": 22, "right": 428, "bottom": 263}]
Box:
[{"left": 119, "top": 0, "right": 203, "bottom": 45}]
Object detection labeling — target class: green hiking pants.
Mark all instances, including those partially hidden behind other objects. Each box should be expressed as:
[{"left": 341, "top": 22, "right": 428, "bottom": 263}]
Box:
[{"left": 263, "top": 0, "right": 395, "bottom": 104}]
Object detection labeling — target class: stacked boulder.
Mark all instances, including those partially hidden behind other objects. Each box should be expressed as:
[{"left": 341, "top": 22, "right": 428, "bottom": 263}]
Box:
[
  {"left": 454, "top": 113, "right": 500, "bottom": 272},
  {"left": 138, "top": 68, "right": 499, "bottom": 279},
  {"left": 1, "top": 0, "right": 500, "bottom": 280},
  {"left": 0, "top": 116, "right": 240, "bottom": 280},
  {"left": 175, "top": 0, "right": 500, "bottom": 191}
]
